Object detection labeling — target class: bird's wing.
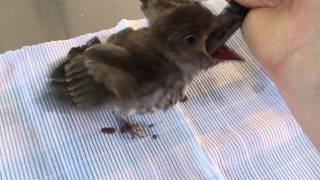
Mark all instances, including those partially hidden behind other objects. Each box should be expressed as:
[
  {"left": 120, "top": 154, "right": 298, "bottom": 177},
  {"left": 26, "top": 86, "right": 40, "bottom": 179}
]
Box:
[
  {"left": 50, "top": 37, "right": 139, "bottom": 108},
  {"left": 84, "top": 48, "right": 139, "bottom": 103},
  {"left": 107, "top": 28, "right": 135, "bottom": 44},
  {"left": 107, "top": 28, "right": 151, "bottom": 54}
]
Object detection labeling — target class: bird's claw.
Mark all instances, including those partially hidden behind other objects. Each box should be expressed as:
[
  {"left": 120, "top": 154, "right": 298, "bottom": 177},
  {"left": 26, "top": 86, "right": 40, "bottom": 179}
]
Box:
[
  {"left": 120, "top": 120, "right": 145, "bottom": 139},
  {"left": 179, "top": 95, "right": 188, "bottom": 103}
]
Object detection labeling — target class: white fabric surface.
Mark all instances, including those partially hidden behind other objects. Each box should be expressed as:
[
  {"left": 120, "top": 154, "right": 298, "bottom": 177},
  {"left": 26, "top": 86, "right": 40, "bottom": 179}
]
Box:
[{"left": 0, "top": 1, "right": 319, "bottom": 179}]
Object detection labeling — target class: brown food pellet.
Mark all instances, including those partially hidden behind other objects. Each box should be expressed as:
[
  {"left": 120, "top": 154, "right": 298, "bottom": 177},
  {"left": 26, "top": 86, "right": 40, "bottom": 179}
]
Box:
[
  {"left": 152, "top": 134, "right": 158, "bottom": 139},
  {"left": 101, "top": 127, "right": 116, "bottom": 134}
]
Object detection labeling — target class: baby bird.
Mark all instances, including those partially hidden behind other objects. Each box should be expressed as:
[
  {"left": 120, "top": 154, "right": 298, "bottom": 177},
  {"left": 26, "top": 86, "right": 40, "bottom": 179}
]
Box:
[
  {"left": 140, "top": 0, "right": 244, "bottom": 61},
  {"left": 140, "top": 0, "right": 194, "bottom": 25},
  {"left": 50, "top": 2, "right": 239, "bottom": 137}
]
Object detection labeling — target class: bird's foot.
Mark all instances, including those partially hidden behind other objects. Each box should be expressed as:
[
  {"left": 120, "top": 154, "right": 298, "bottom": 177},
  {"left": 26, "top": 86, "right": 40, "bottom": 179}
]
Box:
[
  {"left": 179, "top": 95, "right": 188, "bottom": 103},
  {"left": 120, "top": 120, "right": 145, "bottom": 139}
]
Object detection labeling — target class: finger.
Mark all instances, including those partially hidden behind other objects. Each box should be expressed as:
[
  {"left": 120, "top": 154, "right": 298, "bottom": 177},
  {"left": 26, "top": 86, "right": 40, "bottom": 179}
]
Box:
[{"left": 226, "top": 0, "right": 283, "bottom": 8}]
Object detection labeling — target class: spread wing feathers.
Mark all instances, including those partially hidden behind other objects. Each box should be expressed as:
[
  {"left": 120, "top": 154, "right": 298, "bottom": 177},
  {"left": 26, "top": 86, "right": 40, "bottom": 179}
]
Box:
[
  {"left": 50, "top": 54, "right": 110, "bottom": 108},
  {"left": 85, "top": 59, "right": 139, "bottom": 103},
  {"left": 50, "top": 36, "right": 139, "bottom": 108}
]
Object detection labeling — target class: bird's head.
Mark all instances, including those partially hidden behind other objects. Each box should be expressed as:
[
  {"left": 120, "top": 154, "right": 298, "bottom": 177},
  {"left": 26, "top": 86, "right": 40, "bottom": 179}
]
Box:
[{"left": 151, "top": 2, "right": 241, "bottom": 72}]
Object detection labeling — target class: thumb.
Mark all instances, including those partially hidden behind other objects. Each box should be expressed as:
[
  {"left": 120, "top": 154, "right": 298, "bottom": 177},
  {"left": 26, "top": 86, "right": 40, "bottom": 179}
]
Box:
[{"left": 225, "top": 0, "right": 282, "bottom": 8}]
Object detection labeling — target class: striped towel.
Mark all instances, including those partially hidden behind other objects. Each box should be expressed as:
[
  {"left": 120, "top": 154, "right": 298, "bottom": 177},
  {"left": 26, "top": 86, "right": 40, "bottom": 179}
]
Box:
[{"left": 0, "top": 1, "right": 319, "bottom": 179}]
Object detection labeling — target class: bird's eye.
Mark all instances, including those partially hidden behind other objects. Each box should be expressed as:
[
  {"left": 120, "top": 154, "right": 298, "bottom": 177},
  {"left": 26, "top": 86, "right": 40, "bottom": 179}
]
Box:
[{"left": 183, "top": 34, "right": 197, "bottom": 46}]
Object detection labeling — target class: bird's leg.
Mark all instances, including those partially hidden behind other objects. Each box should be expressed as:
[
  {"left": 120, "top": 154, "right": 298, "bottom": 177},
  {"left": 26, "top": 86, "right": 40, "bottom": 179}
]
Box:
[
  {"left": 113, "top": 111, "right": 144, "bottom": 138},
  {"left": 179, "top": 88, "right": 188, "bottom": 103},
  {"left": 179, "top": 94, "right": 188, "bottom": 103}
]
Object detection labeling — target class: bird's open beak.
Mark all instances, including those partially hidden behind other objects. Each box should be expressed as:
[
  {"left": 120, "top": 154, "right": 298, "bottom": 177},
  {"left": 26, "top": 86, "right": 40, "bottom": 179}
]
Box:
[
  {"left": 205, "top": 15, "right": 243, "bottom": 62},
  {"left": 205, "top": 1, "right": 249, "bottom": 62}
]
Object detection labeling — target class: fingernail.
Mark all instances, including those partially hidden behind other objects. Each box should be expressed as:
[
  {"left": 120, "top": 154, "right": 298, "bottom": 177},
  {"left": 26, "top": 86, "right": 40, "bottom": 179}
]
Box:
[
  {"left": 272, "top": 0, "right": 283, "bottom": 6},
  {"left": 262, "top": 0, "right": 283, "bottom": 6}
]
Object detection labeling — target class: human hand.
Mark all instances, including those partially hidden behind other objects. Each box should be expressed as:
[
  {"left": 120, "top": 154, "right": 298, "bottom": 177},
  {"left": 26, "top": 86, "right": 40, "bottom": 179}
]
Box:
[{"left": 230, "top": 0, "right": 320, "bottom": 150}]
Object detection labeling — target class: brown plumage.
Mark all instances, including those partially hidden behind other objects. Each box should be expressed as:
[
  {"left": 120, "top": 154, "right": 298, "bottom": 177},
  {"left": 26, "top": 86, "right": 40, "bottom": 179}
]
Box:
[
  {"left": 140, "top": 0, "right": 194, "bottom": 25},
  {"left": 50, "top": 2, "right": 240, "bottom": 138},
  {"left": 140, "top": 0, "right": 244, "bottom": 60}
]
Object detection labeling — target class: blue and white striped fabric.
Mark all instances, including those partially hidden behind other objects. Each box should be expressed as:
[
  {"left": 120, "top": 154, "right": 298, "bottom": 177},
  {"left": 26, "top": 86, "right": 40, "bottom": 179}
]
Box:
[{"left": 0, "top": 1, "right": 319, "bottom": 179}]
